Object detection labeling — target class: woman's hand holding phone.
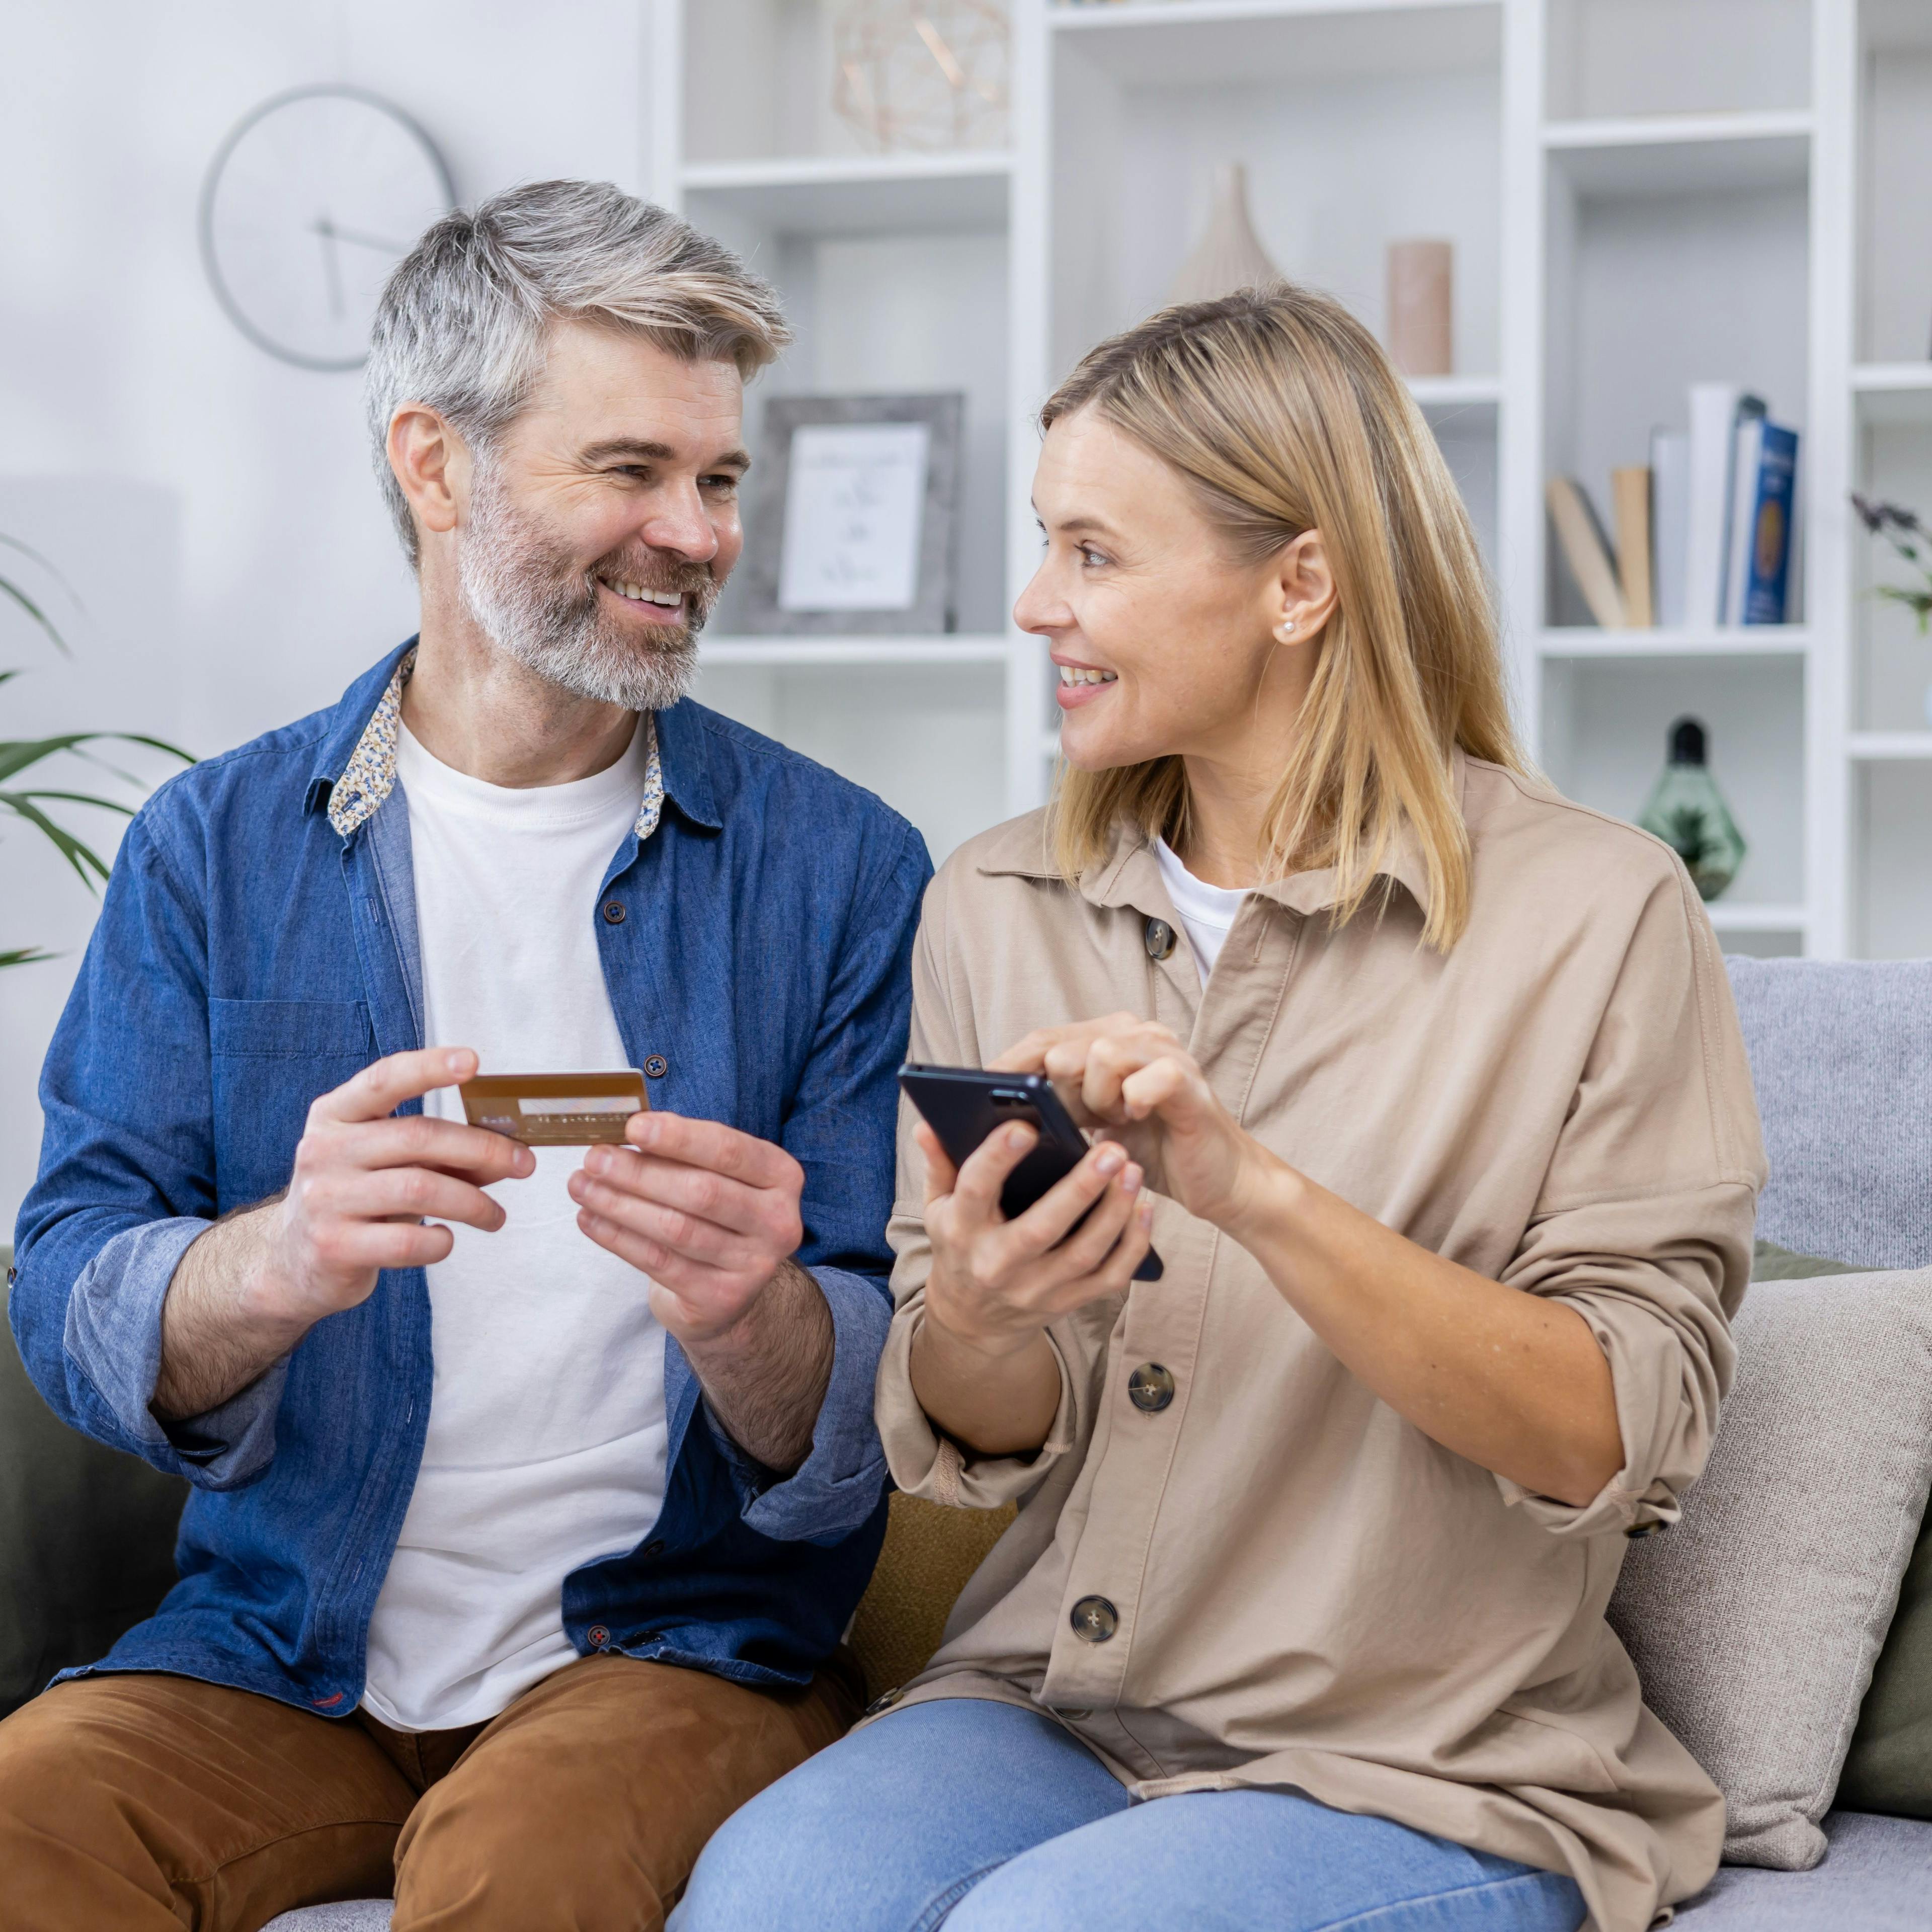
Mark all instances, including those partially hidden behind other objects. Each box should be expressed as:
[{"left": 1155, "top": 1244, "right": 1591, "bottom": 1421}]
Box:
[
  {"left": 911, "top": 1116, "right": 1154, "bottom": 1457},
  {"left": 917, "top": 1118, "right": 1154, "bottom": 1349}
]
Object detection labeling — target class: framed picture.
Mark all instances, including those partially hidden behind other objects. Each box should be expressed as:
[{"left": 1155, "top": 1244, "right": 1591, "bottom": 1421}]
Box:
[{"left": 739, "top": 392, "right": 964, "bottom": 634}]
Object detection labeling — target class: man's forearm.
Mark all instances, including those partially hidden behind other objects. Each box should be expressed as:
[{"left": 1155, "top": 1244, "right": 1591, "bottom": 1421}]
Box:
[
  {"left": 680, "top": 1258, "right": 834, "bottom": 1473},
  {"left": 152, "top": 1199, "right": 310, "bottom": 1421}
]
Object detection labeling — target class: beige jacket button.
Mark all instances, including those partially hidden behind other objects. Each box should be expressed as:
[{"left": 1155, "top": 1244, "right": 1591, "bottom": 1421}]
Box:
[
  {"left": 1625, "top": 1519, "right": 1665, "bottom": 1539},
  {"left": 1144, "top": 918, "right": 1177, "bottom": 961},
  {"left": 1070, "top": 1595, "right": 1119, "bottom": 1643},
  {"left": 864, "top": 1686, "right": 905, "bottom": 1715},
  {"left": 1128, "top": 1363, "right": 1175, "bottom": 1412}
]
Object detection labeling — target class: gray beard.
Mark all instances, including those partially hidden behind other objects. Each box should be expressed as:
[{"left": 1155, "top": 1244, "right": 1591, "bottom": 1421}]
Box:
[{"left": 456, "top": 466, "right": 712, "bottom": 713}]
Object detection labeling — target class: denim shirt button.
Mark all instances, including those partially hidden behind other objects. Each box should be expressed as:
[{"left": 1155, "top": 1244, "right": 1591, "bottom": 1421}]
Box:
[
  {"left": 644, "top": 1055, "right": 669, "bottom": 1079},
  {"left": 642, "top": 1539, "right": 666, "bottom": 1558},
  {"left": 602, "top": 900, "right": 627, "bottom": 925},
  {"left": 587, "top": 1625, "right": 610, "bottom": 1649}
]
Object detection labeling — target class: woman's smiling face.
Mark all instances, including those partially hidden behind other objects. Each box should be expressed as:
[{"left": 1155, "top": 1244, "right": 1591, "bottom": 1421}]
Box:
[{"left": 1015, "top": 407, "right": 1325, "bottom": 776}]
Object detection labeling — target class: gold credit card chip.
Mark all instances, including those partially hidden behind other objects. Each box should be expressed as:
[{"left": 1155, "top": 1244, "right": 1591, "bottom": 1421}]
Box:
[{"left": 459, "top": 1070, "right": 648, "bottom": 1146}]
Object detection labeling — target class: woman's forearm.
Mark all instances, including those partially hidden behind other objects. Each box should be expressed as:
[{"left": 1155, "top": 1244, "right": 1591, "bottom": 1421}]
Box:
[
  {"left": 1227, "top": 1158, "right": 1624, "bottom": 1507},
  {"left": 909, "top": 1312, "right": 1063, "bottom": 1460}
]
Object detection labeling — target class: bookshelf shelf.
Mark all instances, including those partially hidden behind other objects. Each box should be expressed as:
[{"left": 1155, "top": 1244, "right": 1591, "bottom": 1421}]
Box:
[
  {"left": 1542, "top": 113, "right": 1812, "bottom": 196},
  {"left": 1854, "top": 365, "right": 1932, "bottom": 429},
  {"left": 1704, "top": 903, "right": 1810, "bottom": 933},
  {"left": 1049, "top": 0, "right": 1489, "bottom": 34},
  {"left": 1849, "top": 734, "right": 1932, "bottom": 762},
  {"left": 1854, "top": 363, "right": 1932, "bottom": 392},
  {"left": 681, "top": 154, "right": 1012, "bottom": 236},
  {"left": 1537, "top": 628, "right": 1812, "bottom": 661},
  {"left": 1408, "top": 373, "right": 1502, "bottom": 411}
]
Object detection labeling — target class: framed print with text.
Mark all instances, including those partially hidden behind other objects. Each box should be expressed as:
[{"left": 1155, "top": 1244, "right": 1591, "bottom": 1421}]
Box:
[{"left": 740, "top": 393, "right": 963, "bottom": 634}]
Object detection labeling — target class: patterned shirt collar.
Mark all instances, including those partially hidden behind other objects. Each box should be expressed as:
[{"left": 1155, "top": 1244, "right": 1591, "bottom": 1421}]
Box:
[{"left": 326, "top": 647, "right": 666, "bottom": 843}]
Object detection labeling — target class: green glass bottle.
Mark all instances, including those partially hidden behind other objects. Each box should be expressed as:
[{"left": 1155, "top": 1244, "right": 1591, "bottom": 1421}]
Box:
[{"left": 1638, "top": 716, "right": 1746, "bottom": 901}]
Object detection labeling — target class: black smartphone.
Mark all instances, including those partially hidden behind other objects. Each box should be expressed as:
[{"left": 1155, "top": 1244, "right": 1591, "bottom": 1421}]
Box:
[{"left": 898, "top": 1063, "right": 1163, "bottom": 1282}]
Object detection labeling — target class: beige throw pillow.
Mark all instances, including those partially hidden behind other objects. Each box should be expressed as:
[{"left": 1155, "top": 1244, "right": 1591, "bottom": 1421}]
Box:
[{"left": 1607, "top": 1267, "right": 1932, "bottom": 1869}]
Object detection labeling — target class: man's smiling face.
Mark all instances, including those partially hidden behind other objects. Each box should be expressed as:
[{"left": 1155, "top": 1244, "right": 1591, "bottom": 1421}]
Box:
[{"left": 454, "top": 319, "right": 751, "bottom": 711}]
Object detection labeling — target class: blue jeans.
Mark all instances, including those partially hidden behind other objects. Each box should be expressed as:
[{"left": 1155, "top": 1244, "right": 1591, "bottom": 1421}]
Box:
[{"left": 671, "top": 1698, "right": 1587, "bottom": 1932}]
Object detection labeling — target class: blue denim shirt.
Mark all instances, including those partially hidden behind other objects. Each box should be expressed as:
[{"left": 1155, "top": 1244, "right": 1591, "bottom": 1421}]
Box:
[{"left": 12, "top": 640, "right": 930, "bottom": 1717}]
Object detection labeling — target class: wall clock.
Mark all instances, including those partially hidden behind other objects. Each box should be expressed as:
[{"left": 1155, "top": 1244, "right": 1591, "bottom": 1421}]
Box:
[{"left": 198, "top": 85, "right": 456, "bottom": 373}]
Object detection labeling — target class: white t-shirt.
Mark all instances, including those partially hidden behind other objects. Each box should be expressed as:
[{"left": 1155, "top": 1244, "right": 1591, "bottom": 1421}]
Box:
[
  {"left": 1152, "top": 836, "right": 1249, "bottom": 984},
  {"left": 361, "top": 720, "right": 668, "bottom": 1733}
]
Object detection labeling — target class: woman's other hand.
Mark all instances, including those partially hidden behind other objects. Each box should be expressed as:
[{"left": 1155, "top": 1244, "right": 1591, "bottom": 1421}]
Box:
[{"left": 995, "top": 1015, "right": 1267, "bottom": 1235}]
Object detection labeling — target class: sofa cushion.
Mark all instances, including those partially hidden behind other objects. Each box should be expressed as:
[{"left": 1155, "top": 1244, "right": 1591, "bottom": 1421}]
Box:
[
  {"left": 1673, "top": 1810, "right": 1932, "bottom": 1929},
  {"left": 847, "top": 1490, "right": 1017, "bottom": 1703},
  {"left": 1608, "top": 1268, "right": 1932, "bottom": 1869},
  {"left": 1841, "top": 1493, "right": 1932, "bottom": 1822},
  {"left": 263, "top": 1905, "right": 391, "bottom": 1930},
  {"left": 1, "top": 1272, "right": 185, "bottom": 1716},
  {"left": 1725, "top": 958, "right": 1932, "bottom": 1271}
]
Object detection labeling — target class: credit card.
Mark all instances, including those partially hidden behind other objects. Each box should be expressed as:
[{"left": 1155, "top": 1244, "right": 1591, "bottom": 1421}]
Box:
[{"left": 459, "top": 1070, "right": 648, "bottom": 1146}]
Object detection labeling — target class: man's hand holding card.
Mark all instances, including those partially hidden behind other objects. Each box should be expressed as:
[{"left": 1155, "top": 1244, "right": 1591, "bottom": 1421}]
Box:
[{"left": 460, "top": 1065, "right": 808, "bottom": 1347}]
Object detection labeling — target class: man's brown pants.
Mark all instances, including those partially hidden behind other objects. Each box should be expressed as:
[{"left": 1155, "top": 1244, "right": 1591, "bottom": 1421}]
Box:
[{"left": 0, "top": 1651, "right": 859, "bottom": 1930}]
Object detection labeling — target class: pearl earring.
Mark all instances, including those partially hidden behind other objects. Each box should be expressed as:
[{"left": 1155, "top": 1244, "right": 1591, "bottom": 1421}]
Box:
[{"left": 1275, "top": 617, "right": 1297, "bottom": 641}]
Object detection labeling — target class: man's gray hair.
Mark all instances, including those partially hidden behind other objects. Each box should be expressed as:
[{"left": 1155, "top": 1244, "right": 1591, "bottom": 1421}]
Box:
[{"left": 365, "top": 179, "right": 790, "bottom": 564}]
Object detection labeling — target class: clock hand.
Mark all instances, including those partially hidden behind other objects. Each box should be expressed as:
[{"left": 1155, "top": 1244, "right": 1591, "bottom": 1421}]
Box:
[
  {"left": 311, "top": 215, "right": 346, "bottom": 321},
  {"left": 312, "top": 219, "right": 414, "bottom": 255}
]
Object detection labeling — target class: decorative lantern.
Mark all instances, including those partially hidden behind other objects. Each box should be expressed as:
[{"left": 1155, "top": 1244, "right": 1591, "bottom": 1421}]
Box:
[{"left": 832, "top": 2, "right": 1011, "bottom": 154}]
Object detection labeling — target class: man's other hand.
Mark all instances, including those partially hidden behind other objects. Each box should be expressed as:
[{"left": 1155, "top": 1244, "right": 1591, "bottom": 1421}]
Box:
[
  {"left": 567, "top": 1112, "right": 806, "bottom": 1347},
  {"left": 258, "top": 1046, "right": 534, "bottom": 1328},
  {"left": 153, "top": 1047, "right": 533, "bottom": 1422}
]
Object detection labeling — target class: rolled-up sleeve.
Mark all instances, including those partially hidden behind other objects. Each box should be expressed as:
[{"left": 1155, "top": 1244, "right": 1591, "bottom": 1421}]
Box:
[
  {"left": 1497, "top": 867, "right": 1763, "bottom": 1537},
  {"left": 708, "top": 1263, "right": 895, "bottom": 1543},
  {"left": 874, "top": 870, "right": 1088, "bottom": 1510},
  {"left": 63, "top": 1218, "right": 288, "bottom": 1488}
]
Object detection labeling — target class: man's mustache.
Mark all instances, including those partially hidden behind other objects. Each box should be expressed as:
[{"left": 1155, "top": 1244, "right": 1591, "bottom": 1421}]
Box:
[{"left": 586, "top": 549, "right": 716, "bottom": 601}]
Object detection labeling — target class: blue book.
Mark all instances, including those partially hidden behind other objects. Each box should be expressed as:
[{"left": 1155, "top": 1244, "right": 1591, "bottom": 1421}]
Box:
[{"left": 1740, "top": 423, "right": 1799, "bottom": 625}]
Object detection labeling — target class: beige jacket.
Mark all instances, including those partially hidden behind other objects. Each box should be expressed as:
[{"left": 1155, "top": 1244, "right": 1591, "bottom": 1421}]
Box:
[{"left": 872, "top": 754, "right": 1764, "bottom": 1932}]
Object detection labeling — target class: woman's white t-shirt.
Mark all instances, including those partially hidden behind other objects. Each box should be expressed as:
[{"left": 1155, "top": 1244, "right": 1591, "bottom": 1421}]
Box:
[
  {"left": 1152, "top": 836, "right": 1249, "bottom": 984},
  {"left": 360, "top": 721, "right": 668, "bottom": 1733}
]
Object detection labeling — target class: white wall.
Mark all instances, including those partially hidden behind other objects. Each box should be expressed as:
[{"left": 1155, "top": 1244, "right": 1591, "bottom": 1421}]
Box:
[{"left": 0, "top": 0, "right": 651, "bottom": 1223}]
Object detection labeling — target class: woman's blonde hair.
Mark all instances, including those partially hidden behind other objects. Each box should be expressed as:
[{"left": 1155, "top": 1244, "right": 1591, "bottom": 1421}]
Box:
[{"left": 1040, "top": 282, "right": 1521, "bottom": 950}]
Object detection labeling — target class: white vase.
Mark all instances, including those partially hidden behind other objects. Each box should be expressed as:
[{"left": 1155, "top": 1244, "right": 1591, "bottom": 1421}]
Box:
[{"left": 1166, "top": 164, "right": 1280, "bottom": 306}]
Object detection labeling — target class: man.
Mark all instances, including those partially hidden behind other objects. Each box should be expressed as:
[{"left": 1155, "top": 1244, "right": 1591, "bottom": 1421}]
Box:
[{"left": 1, "top": 181, "right": 929, "bottom": 1929}]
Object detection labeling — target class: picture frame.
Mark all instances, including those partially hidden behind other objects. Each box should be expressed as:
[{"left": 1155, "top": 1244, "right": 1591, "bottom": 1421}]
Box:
[{"left": 739, "top": 392, "right": 964, "bottom": 635}]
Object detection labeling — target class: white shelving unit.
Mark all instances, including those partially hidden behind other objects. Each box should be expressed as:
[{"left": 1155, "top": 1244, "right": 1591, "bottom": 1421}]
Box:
[{"left": 650, "top": 1, "right": 1932, "bottom": 949}]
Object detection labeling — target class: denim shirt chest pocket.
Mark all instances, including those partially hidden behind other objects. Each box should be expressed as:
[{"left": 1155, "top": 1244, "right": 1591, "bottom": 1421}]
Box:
[{"left": 209, "top": 998, "right": 377, "bottom": 1209}]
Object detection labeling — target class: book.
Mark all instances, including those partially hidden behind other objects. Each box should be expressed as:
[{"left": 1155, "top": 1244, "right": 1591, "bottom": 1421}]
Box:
[
  {"left": 1740, "top": 423, "right": 1799, "bottom": 625},
  {"left": 1651, "top": 430, "right": 1691, "bottom": 628},
  {"left": 1611, "top": 465, "right": 1655, "bottom": 628},
  {"left": 1546, "top": 477, "right": 1626, "bottom": 628},
  {"left": 1721, "top": 415, "right": 1765, "bottom": 624},
  {"left": 1685, "top": 383, "right": 1765, "bottom": 630}
]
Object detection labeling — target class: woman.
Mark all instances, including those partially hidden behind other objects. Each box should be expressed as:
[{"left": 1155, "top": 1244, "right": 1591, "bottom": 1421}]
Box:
[{"left": 674, "top": 286, "right": 1762, "bottom": 1932}]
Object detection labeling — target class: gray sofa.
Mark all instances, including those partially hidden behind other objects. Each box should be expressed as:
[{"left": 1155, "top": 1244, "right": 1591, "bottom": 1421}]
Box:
[{"left": 7, "top": 956, "right": 1932, "bottom": 1930}]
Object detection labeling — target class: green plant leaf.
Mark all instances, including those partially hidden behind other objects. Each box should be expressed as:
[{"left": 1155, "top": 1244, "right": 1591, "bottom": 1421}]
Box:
[
  {"left": 0, "top": 571, "right": 69, "bottom": 656},
  {"left": 10, "top": 787, "right": 137, "bottom": 818},
  {"left": 0, "top": 730, "right": 192, "bottom": 785},
  {"left": 0, "top": 946, "right": 54, "bottom": 969},
  {"left": 0, "top": 791, "right": 112, "bottom": 887}
]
